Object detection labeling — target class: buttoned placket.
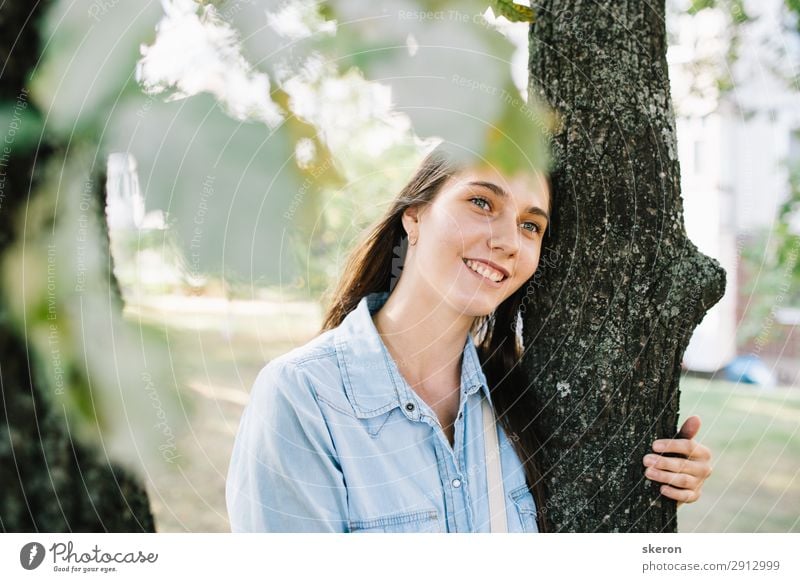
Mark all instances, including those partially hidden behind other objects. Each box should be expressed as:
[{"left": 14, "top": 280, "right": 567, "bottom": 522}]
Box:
[
  {"left": 390, "top": 363, "right": 483, "bottom": 533},
  {"left": 363, "top": 291, "right": 493, "bottom": 533}
]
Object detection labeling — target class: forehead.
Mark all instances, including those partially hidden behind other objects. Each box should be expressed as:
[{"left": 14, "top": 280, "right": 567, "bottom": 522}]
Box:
[{"left": 442, "top": 166, "right": 550, "bottom": 213}]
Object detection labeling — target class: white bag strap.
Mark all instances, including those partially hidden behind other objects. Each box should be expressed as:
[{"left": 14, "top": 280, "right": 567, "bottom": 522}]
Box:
[{"left": 482, "top": 396, "right": 507, "bottom": 532}]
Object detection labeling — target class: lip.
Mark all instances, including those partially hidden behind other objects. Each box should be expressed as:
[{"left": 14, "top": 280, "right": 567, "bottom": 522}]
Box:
[
  {"left": 463, "top": 258, "right": 510, "bottom": 278},
  {"left": 462, "top": 258, "right": 510, "bottom": 286}
]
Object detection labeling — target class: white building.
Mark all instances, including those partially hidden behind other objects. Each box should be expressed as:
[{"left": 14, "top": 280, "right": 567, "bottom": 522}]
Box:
[{"left": 670, "top": 0, "right": 800, "bottom": 371}]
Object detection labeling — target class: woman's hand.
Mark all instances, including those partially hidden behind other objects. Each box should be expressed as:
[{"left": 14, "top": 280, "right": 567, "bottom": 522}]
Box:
[{"left": 643, "top": 415, "right": 713, "bottom": 507}]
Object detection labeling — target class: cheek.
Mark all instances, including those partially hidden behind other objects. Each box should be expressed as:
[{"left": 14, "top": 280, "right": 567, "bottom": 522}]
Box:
[
  {"left": 425, "top": 208, "right": 470, "bottom": 252},
  {"left": 517, "top": 246, "right": 541, "bottom": 281}
]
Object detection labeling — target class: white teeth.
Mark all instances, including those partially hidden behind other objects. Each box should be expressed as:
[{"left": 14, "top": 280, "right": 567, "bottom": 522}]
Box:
[{"left": 465, "top": 259, "right": 504, "bottom": 283}]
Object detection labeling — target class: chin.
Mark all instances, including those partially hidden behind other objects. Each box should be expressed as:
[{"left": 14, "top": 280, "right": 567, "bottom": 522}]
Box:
[{"left": 446, "top": 291, "right": 500, "bottom": 318}]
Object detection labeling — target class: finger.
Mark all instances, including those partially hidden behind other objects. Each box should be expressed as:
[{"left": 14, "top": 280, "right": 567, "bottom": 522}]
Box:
[
  {"left": 652, "top": 438, "right": 711, "bottom": 460},
  {"left": 643, "top": 454, "right": 713, "bottom": 478},
  {"left": 677, "top": 415, "right": 702, "bottom": 440},
  {"left": 659, "top": 484, "right": 700, "bottom": 504},
  {"left": 644, "top": 466, "right": 700, "bottom": 490}
]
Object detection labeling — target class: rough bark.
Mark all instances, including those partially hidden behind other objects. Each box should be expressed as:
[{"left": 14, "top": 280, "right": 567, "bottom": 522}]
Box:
[
  {"left": 0, "top": 1, "right": 155, "bottom": 532},
  {"left": 523, "top": 1, "right": 726, "bottom": 531}
]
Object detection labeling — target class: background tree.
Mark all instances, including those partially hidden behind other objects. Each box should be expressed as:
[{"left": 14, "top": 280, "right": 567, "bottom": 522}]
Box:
[{"left": 0, "top": 0, "right": 157, "bottom": 532}]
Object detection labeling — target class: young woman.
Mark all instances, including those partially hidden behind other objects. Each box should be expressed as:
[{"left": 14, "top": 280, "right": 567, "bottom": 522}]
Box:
[{"left": 226, "top": 148, "right": 713, "bottom": 533}]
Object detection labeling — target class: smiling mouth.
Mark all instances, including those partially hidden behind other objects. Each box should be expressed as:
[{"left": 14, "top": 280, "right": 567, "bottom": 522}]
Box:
[{"left": 462, "top": 258, "right": 508, "bottom": 284}]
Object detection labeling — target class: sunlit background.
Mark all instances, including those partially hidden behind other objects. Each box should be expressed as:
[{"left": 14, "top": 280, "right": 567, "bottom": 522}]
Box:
[{"left": 3, "top": 0, "right": 798, "bottom": 532}]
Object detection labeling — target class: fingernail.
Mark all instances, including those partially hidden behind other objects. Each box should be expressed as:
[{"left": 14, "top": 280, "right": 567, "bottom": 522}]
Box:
[
  {"left": 653, "top": 442, "right": 665, "bottom": 452},
  {"left": 643, "top": 455, "right": 656, "bottom": 465}
]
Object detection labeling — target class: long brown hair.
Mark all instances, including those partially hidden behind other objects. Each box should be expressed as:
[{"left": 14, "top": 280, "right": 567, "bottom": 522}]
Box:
[{"left": 319, "top": 146, "right": 551, "bottom": 532}]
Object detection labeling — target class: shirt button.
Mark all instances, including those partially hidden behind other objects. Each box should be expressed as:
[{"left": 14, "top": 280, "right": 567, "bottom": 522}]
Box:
[
  {"left": 405, "top": 402, "right": 415, "bottom": 412},
  {"left": 452, "top": 478, "right": 462, "bottom": 488}
]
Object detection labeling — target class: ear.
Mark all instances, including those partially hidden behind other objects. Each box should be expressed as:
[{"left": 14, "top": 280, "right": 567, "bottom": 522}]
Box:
[{"left": 401, "top": 205, "right": 420, "bottom": 236}]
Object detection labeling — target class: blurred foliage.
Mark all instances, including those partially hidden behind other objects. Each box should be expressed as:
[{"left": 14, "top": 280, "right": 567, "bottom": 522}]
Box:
[
  {"left": 0, "top": 0, "right": 191, "bottom": 487},
  {"left": 127, "top": 0, "right": 552, "bottom": 297},
  {"left": 669, "top": 0, "right": 754, "bottom": 108},
  {"left": 0, "top": 0, "right": 553, "bottom": 485},
  {"left": 688, "top": 0, "right": 751, "bottom": 24},
  {"left": 737, "top": 163, "right": 800, "bottom": 346},
  {"left": 494, "top": 0, "right": 535, "bottom": 23},
  {"left": 738, "top": 232, "right": 797, "bottom": 346},
  {"left": 776, "top": 161, "right": 800, "bottom": 282},
  {"left": 682, "top": 0, "right": 800, "bottom": 96},
  {"left": 678, "top": 0, "right": 800, "bottom": 349},
  {"left": 0, "top": 142, "right": 186, "bottom": 475},
  {"left": 784, "top": 0, "right": 800, "bottom": 30}
]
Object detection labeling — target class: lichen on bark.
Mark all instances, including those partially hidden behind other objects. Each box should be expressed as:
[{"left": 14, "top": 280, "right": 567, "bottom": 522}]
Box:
[{"left": 523, "top": 0, "right": 726, "bottom": 532}]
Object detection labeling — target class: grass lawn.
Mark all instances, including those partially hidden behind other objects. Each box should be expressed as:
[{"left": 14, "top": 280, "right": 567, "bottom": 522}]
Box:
[
  {"left": 677, "top": 377, "right": 800, "bottom": 532},
  {"left": 128, "top": 295, "right": 322, "bottom": 533},
  {"left": 133, "top": 297, "right": 799, "bottom": 532}
]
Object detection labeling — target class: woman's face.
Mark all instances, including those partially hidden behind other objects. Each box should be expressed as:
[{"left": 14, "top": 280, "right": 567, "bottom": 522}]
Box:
[{"left": 403, "top": 165, "right": 550, "bottom": 317}]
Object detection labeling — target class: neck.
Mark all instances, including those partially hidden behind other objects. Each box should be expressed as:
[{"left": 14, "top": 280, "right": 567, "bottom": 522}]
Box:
[{"left": 371, "top": 279, "right": 474, "bottom": 396}]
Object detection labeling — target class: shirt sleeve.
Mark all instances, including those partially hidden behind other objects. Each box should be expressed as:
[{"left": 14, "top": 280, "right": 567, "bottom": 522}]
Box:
[{"left": 226, "top": 359, "right": 349, "bottom": 532}]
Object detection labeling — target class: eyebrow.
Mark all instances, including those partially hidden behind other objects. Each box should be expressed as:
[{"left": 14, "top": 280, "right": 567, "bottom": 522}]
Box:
[{"left": 467, "top": 180, "right": 550, "bottom": 224}]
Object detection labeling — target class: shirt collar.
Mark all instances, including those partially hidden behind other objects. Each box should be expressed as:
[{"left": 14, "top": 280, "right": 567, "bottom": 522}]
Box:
[{"left": 333, "top": 291, "right": 491, "bottom": 419}]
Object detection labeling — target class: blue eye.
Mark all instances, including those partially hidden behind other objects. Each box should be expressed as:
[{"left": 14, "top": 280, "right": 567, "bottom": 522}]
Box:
[
  {"left": 469, "top": 197, "right": 491, "bottom": 210},
  {"left": 521, "top": 222, "right": 540, "bottom": 234}
]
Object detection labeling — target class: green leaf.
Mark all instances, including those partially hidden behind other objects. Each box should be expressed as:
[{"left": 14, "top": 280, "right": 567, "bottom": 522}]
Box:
[
  {"left": 729, "top": 0, "right": 751, "bottom": 24},
  {"left": 482, "top": 81, "right": 552, "bottom": 176},
  {"left": 688, "top": 0, "right": 716, "bottom": 15},
  {"left": 494, "top": 0, "right": 535, "bottom": 23}
]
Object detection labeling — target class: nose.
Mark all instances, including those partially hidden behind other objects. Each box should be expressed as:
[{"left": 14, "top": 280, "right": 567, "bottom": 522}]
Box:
[{"left": 487, "top": 214, "right": 520, "bottom": 256}]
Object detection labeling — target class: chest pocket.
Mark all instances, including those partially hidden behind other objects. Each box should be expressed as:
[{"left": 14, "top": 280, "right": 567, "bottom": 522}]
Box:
[
  {"left": 508, "top": 484, "right": 539, "bottom": 533},
  {"left": 348, "top": 508, "right": 442, "bottom": 533}
]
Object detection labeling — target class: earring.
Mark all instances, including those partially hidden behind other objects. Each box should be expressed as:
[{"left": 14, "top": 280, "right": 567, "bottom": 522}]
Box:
[{"left": 409, "top": 233, "right": 418, "bottom": 246}]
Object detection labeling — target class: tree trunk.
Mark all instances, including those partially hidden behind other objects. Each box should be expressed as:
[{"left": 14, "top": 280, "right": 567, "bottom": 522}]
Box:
[
  {"left": 0, "top": 1, "right": 155, "bottom": 532},
  {"left": 523, "top": 1, "right": 726, "bottom": 532}
]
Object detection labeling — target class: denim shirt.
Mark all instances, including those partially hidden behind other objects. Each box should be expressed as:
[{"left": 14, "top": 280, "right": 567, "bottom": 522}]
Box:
[{"left": 226, "top": 291, "right": 539, "bottom": 533}]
